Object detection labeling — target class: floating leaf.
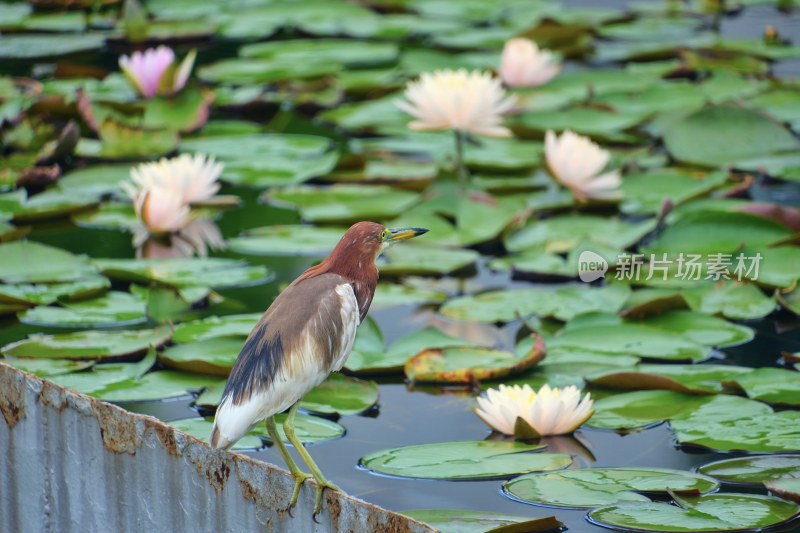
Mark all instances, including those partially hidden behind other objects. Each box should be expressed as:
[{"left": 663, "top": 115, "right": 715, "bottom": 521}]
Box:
[
  {"left": 48, "top": 350, "right": 157, "bottom": 395},
  {"left": 505, "top": 215, "right": 655, "bottom": 254},
  {"left": 639, "top": 310, "right": 753, "bottom": 347},
  {"left": 299, "top": 373, "right": 378, "bottom": 415},
  {"left": 441, "top": 284, "right": 631, "bottom": 323},
  {"left": 682, "top": 281, "right": 776, "bottom": 320},
  {"left": 0, "top": 358, "right": 94, "bottom": 377},
  {"left": 550, "top": 322, "right": 709, "bottom": 362},
  {"left": 227, "top": 225, "right": 345, "bottom": 256},
  {"left": 589, "top": 492, "right": 800, "bottom": 532},
  {"left": 0, "top": 34, "right": 105, "bottom": 59},
  {"left": 588, "top": 391, "right": 769, "bottom": 431},
  {"left": 172, "top": 412, "right": 344, "bottom": 446},
  {"left": 379, "top": 244, "right": 478, "bottom": 276},
  {"left": 698, "top": 455, "right": 800, "bottom": 487},
  {"left": 171, "top": 313, "right": 260, "bottom": 343},
  {"left": 765, "top": 478, "right": 800, "bottom": 504},
  {"left": 663, "top": 105, "right": 798, "bottom": 167},
  {"left": 587, "top": 364, "right": 752, "bottom": 395},
  {"left": 621, "top": 169, "right": 728, "bottom": 215},
  {"left": 95, "top": 370, "right": 224, "bottom": 402},
  {"left": 725, "top": 367, "right": 800, "bottom": 406},
  {"left": 0, "top": 276, "right": 109, "bottom": 306},
  {"left": 18, "top": 291, "right": 147, "bottom": 327},
  {"left": 504, "top": 468, "right": 719, "bottom": 509},
  {"left": 404, "top": 334, "right": 546, "bottom": 384},
  {"left": 94, "top": 258, "right": 271, "bottom": 289},
  {"left": 672, "top": 407, "right": 800, "bottom": 453},
  {"left": 1, "top": 327, "right": 171, "bottom": 361},
  {"left": 359, "top": 441, "right": 570, "bottom": 480},
  {"left": 402, "top": 509, "right": 562, "bottom": 533},
  {"left": 159, "top": 337, "right": 241, "bottom": 377},
  {"left": 0, "top": 241, "right": 97, "bottom": 283},
  {"left": 266, "top": 185, "right": 418, "bottom": 223}
]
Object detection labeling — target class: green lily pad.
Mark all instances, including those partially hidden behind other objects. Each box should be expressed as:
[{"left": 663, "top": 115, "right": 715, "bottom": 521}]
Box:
[
  {"left": 269, "top": 412, "right": 346, "bottom": 444},
  {"left": 644, "top": 211, "right": 792, "bottom": 256},
  {"left": 0, "top": 241, "right": 97, "bottom": 283},
  {"left": 378, "top": 245, "right": 478, "bottom": 276},
  {"left": 587, "top": 364, "right": 753, "bottom": 395},
  {"left": 371, "top": 281, "right": 448, "bottom": 309},
  {"left": 588, "top": 391, "right": 769, "bottom": 431},
  {"left": 513, "top": 106, "right": 649, "bottom": 142},
  {"left": 87, "top": 120, "right": 181, "bottom": 160},
  {"left": 639, "top": 310, "right": 753, "bottom": 347},
  {"left": 55, "top": 164, "right": 130, "bottom": 200},
  {"left": 663, "top": 105, "right": 798, "bottom": 167},
  {"left": 682, "top": 281, "right": 776, "bottom": 320},
  {"left": 505, "top": 215, "right": 655, "bottom": 254},
  {"left": 95, "top": 370, "right": 224, "bottom": 402},
  {"left": 227, "top": 225, "right": 346, "bottom": 256},
  {"left": 266, "top": 185, "right": 418, "bottom": 223},
  {"left": 504, "top": 468, "right": 719, "bottom": 509},
  {"left": 359, "top": 440, "right": 571, "bottom": 480},
  {"left": 0, "top": 34, "right": 105, "bottom": 59},
  {"left": 441, "top": 283, "right": 631, "bottom": 323},
  {"left": 299, "top": 373, "right": 378, "bottom": 415},
  {"left": 401, "top": 509, "right": 562, "bottom": 533},
  {"left": 725, "top": 367, "right": 800, "bottom": 406},
  {"left": 1, "top": 327, "right": 172, "bottom": 361},
  {"left": 766, "top": 478, "right": 800, "bottom": 504},
  {"left": 745, "top": 246, "right": 800, "bottom": 289},
  {"left": 672, "top": 407, "right": 800, "bottom": 453},
  {"left": 93, "top": 258, "right": 271, "bottom": 289},
  {"left": 550, "top": 322, "right": 709, "bottom": 362},
  {"left": 170, "top": 417, "right": 264, "bottom": 450},
  {"left": 11, "top": 190, "right": 99, "bottom": 223},
  {"left": 0, "top": 277, "right": 109, "bottom": 306},
  {"left": 47, "top": 349, "right": 157, "bottom": 395},
  {"left": 698, "top": 455, "right": 800, "bottom": 487},
  {"left": 240, "top": 38, "right": 398, "bottom": 68},
  {"left": 180, "top": 134, "right": 338, "bottom": 187},
  {"left": 621, "top": 169, "right": 729, "bottom": 215},
  {"left": 404, "top": 334, "right": 545, "bottom": 384},
  {"left": 588, "top": 493, "right": 800, "bottom": 532},
  {"left": 18, "top": 291, "right": 147, "bottom": 327},
  {"left": 142, "top": 86, "right": 215, "bottom": 133},
  {"left": 159, "top": 336, "right": 242, "bottom": 377},
  {"left": 171, "top": 313, "right": 260, "bottom": 343},
  {"left": 0, "top": 358, "right": 94, "bottom": 377}
]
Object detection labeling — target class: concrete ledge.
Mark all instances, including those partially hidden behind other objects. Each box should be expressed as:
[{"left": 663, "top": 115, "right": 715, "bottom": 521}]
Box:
[{"left": 0, "top": 362, "right": 435, "bottom": 533}]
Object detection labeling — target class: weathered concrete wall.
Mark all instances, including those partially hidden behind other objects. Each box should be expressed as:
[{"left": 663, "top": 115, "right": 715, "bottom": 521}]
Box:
[{"left": 0, "top": 363, "right": 435, "bottom": 533}]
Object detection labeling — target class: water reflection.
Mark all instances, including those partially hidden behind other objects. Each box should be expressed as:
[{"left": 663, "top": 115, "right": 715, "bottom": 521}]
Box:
[{"left": 135, "top": 218, "right": 225, "bottom": 259}]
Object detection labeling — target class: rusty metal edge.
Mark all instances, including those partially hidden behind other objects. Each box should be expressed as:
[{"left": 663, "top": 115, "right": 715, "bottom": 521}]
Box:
[{"left": 0, "top": 362, "right": 437, "bottom": 533}]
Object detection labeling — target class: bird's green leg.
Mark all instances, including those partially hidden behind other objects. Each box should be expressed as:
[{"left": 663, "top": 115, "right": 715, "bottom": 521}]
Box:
[
  {"left": 283, "top": 403, "right": 342, "bottom": 517},
  {"left": 265, "top": 415, "right": 310, "bottom": 512}
]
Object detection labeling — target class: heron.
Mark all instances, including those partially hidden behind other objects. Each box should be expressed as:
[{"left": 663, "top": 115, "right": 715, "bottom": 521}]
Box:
[{"left": 210, "top": 221, "right": 427, "bottom": 516}]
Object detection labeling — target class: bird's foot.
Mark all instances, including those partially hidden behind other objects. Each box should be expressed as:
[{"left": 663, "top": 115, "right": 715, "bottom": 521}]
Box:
[
  {"left": 286, "top": 470, "right": 312, "bottom": 516},
  {"left": 312, "top": 478, "right": 342, "bottom": 521}
]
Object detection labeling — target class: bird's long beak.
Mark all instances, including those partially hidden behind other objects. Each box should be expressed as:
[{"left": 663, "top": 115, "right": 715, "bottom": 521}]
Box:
[{"left": 385, "top": 227, "right": 428, "bottom": 242}]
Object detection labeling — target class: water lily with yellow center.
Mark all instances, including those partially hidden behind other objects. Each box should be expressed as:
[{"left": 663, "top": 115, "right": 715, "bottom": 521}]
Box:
[
  {"left": 544, "top": 129, "right": 622, "bottom": 202},
  {"left": 396, "top": 69, "right": 515, "bottom": 190},
  {"left": 500, "top": 38, "right": 561, "bottom": 88},
  {"left": 474, "top": 384, "right": 594, "bottom": 437},
  {"left": 396, "top": 69, "right": 516, "bottom": 137},
  {"left": 119, "top": 46, "right": 196, "bottom": 99},
  {"left": 127, "top": 153, "right": 222, "bottom": 205}
]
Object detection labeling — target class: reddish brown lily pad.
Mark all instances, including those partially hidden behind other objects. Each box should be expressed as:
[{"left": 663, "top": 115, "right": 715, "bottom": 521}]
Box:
[{"left": 404, "top": 334, "right": 546, "bottom": 384}]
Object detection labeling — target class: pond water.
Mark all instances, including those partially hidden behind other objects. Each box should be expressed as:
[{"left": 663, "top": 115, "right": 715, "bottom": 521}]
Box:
[{"left": 3, "top": 0, "right": 800, "bottom": 532}]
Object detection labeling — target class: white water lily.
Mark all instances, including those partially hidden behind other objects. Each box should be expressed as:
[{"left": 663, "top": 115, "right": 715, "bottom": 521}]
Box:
[
  {"left": 475, "top": 384, "right": 594, "bottom": 437},
  {"left": 500, "top": 38, "right": 561, "bottom": 88},
  {"left": 138, "top": 218, "right": 225, "bottom": 259},
  {"left": 544, "top": 129, "right": 622, "bottom": 202},
  {"left": 119, "top": 46, "right": 196, "bottom": 99},
  {"left": 395, "top": 69, "right": 516, "bottom": 137},
  {"left": 127, "top": 153, "right": 222, "bottom": 205},
  {"left": 131, "top": 185, "right": 192, "bottom": 236}
]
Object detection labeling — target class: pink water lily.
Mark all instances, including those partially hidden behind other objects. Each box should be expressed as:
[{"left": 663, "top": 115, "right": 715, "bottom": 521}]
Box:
[
  {"left": 545, "top": 130, "right": 622, "bottom": 202},
  {"left": 118, "top": 46, "right": 196, "bottom": 99}
]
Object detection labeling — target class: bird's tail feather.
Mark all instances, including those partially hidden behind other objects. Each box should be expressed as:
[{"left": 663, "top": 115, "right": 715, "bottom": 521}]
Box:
[{"left": 209, "top": 424, "right": 234, "bottom": 450}]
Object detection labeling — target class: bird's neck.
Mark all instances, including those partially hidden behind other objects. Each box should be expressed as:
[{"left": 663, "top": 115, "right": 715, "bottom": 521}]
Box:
[{"left": 296, "top": 253, "right": 379, "bottom": 321}]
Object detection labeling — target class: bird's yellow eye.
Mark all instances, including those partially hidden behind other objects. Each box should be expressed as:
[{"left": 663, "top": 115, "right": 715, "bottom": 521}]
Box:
[{"left": 380, "top": 228, "right": 391, "bottom": 241}]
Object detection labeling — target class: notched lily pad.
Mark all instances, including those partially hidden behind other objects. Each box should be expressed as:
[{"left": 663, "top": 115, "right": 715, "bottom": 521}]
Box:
[
  {"left": 159, "top": 336, "right": 242, "bottom": 377},
  {"left": 93, "top": 258, "right": 271, "bottom": 288},
  {"left": 171, "top": 313, "right": 260, "bottom": 343},
  {"left": 504, "top": 468, "right": 719, "bottom": 509},
  {"left": 404, "top": 334, "right": 546, "bottom": 384},
  {"left": 587, "top": 493, "right": 800, "bottom": 533},
  {"left": 0, "top": 240, "right": 97, "bottom": 283},
  {"left": 697, "top": 455, "right": 800, "bottom": 487},
  {"left": 402, "top": 509, "right": 562, "bottom": 533},
  {"left": 1, "top": 327, "right": 172, "bottom": 361},
  {"left": 18, "top": 291, "right": 147, "bottom": 327},
  {"left": 587, "top": 364, "right": 752, "bottom": 395},
  {"left": 300, "top": 373, "right": 378, "bottom": 415},
  {"left": 359, "top": 440, "right": 571, "bottom": 480}
]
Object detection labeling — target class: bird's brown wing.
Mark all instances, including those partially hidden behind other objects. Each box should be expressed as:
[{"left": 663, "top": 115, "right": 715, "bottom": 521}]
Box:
[{"left": 220, "top": 272, "right": 355, "bottom": 407}]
